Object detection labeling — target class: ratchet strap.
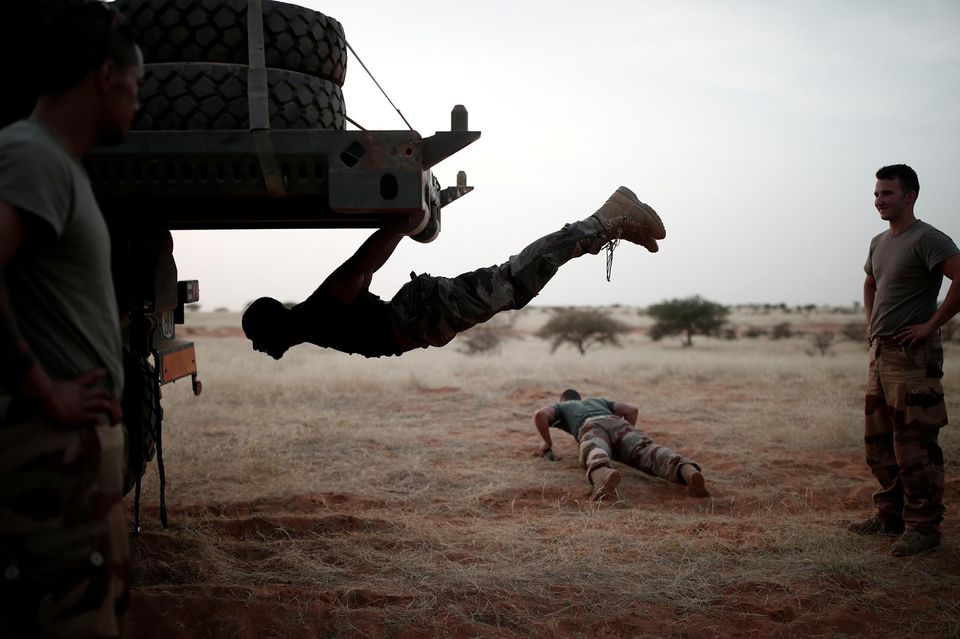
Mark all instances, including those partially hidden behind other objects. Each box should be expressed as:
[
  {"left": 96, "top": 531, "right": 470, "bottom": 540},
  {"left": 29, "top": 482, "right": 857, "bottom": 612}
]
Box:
[{"left": 247, "top": 0, "right": 286, "bottom": 196}]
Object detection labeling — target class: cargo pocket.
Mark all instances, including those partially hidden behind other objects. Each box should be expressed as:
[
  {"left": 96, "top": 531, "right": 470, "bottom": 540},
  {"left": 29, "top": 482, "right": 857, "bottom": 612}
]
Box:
[{"left": 904, "top": 382, "right": 948, "bottom": 430}]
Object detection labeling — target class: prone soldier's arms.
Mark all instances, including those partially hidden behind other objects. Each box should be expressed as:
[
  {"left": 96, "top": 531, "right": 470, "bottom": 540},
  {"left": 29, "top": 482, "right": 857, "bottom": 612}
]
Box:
[{"left": 533, "top": 405, "right": 560, "bottom": 460}]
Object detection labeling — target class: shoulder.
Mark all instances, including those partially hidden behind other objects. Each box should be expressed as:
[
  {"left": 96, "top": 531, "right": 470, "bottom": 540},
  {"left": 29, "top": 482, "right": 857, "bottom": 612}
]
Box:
[
  {"left": 536, "top": 404, "right": 558, "bottom": 419},
  {"left": 913, "top": 221, "right": 959, "bottom": 251},
  {"left": 0, "top": 120, "right": 66, "bottom": 167}
]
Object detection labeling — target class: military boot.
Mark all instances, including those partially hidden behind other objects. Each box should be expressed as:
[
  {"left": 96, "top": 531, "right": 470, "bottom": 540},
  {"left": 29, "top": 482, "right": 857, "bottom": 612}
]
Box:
[
  {"left": 890, "top": 530, "right": 940, "bottom": 557},
  {"left": 847, "top": 515, "right": 905, "bottom": 536},
  {"left": 589, "top": 466, "right": 622, "bottom": 502},
  {"left": 590, "top": 186, "right": 666, "bottom": 253},
  {"left": 679, "top": 463, "right": 709, "bottom": 498}
]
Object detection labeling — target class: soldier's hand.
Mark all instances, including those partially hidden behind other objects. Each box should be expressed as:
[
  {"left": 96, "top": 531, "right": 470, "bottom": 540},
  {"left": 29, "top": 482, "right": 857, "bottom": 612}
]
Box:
[
  {"left": 536, "top": 445, "right": 560, "bottom": 461},
  {"left": 894, "top": 322, "right": 935, "bottom": 348},
  {"left": 40, "top": 369, "right": 117, "bottom": 427}
]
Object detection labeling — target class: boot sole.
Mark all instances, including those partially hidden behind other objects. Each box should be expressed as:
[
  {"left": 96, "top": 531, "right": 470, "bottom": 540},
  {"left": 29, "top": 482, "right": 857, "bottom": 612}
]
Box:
[
  {"left": 686, "top": 471, "right": 709, "bottom": 498},
  {"left": 616, "top": 186, "right": 666, "bottom": 240},
  {"left": 591, "top": 469, "right": 622, "bottom": 502},
  {"left": 890, "top": 539, "right": 940, "bottom": 557}
]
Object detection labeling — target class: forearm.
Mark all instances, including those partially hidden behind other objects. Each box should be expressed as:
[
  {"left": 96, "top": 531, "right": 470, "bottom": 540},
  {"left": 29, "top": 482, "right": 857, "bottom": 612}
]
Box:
[
  {"left": 534, "top": 414, "right": 553, "bottom": 449},
  {"left": 863, "top": 282, "right": 875, "bottom": 323},
  {"left": 926, "top": 279, "right": 960, "bottom": 331},
  {"left": 0, "top": 277, "right": 53, "bottom": 401}
]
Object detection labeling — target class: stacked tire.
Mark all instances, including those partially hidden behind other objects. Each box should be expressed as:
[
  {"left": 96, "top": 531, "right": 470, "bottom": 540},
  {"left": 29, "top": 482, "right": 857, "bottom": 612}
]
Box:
[
  {"left": 114, "top": 0, "right": 348, "bottom": 131},
  {"left": 111, "top": 0, "right": 349, "bottom": 495}
]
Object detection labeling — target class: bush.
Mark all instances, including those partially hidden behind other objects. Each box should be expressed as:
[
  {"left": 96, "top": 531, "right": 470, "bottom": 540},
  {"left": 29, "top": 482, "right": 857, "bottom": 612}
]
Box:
[
  {"left": 770, "top": 322, "right": 793, "bottom": 340},
  {"left": 842, "top": 321, "right": 867, "bottom": 342},
  {"left": 458, "top": 313, "right": 519, "bottom": 356},
  {"left": 646, "top": 296, "right": 729, "bottom": 347},
  {"left": 721, "top": 326, "right": 738, "bottom": 340},
  {"left": 742, "top": 326, "right": 767, "bottom": 339},
  {"left": 810, "top": 331, "right": 834, "bottom": 356},
  {"left": 536, "top": 308, "right": 629, "bottom": 355}
]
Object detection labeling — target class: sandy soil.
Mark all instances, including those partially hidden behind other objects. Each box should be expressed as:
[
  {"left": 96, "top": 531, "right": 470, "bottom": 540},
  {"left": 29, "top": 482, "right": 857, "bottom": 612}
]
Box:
[{"left": 126, "top": 310, "right": 960, "bottom": 638}]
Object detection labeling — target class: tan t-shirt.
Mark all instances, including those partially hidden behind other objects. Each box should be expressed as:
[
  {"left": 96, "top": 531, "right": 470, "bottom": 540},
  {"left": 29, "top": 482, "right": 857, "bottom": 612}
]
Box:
[
  {"left": 865, "top": 220, "right": 960, "bottom": 339},
  {"left": 0, "top": 119, "right": 123, "bottom": 416}
]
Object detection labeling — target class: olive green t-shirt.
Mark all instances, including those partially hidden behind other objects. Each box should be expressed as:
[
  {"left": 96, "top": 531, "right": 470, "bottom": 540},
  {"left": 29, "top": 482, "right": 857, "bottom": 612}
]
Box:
[
  {"left": 550, "top": 398, "right": 616, "bottom": 439},
  {"left": 0, "top": 119, "right": 123, "bottom": 418},
  {"left": 865, "top": 220, "right": 960, "bottom": 339}
]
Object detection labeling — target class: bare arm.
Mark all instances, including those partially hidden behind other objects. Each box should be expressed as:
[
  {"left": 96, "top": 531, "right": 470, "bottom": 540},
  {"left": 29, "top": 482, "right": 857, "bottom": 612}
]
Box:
[
  {"left": 0, "top": 201, "right": 116, "bottom": 425},
  {"left": 864, "top": 274, "right": 876, "bottom": 343},
  {"left": 895, "top": 254, "right": 960, "bottom": 348},
  {"left": 533, "top": 406, "right": 559, "bottom": 459},
  {"left": 611, "top": 401, "right": 639, "bottom": 426},
  {"left": 319, "top": 229, "right": 404, "bottom": 305}
]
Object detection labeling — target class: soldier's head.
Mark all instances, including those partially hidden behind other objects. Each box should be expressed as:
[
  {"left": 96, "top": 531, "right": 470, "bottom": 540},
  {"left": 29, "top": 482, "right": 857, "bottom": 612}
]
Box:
[
  {"left": 242, "top": 297, "right": 293, "bottom": 360},
  {"left": 560, "top": 389, "right": 581, "bottom": 402},
  {"left": 874, "top": 164, "right": 919, "bottom": 222},
  {"left": 30, "top": 1, "right": 143, "bottom": 143}
]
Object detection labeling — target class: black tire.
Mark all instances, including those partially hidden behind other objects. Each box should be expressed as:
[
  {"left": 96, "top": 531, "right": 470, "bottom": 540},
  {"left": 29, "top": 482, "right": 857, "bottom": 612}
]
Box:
[
  {"left": 122, "top": 353, "right": 159, "bottom": 496},
  {"left": 114, "top": 0, "right": 347, "bottom": 86},
  {"left": 133, "top": 62, "right": 345, "bottom": 130}
]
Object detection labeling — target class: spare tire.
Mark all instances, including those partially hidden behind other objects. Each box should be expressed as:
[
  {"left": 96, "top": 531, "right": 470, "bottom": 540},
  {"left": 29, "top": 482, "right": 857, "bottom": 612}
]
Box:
[
  {"left": 114, "top": 0, "right": 347, "bottom": 86},
  {"left": 134, "top": 62, "right": 345, "bottom": 130},
  {"left": 122, "top": 353, "right": 159, "bottom": 496}
]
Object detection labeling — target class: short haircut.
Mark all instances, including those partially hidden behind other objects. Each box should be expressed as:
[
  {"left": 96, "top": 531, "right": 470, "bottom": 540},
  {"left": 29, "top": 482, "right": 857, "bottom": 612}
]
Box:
[
  {"left": 241, "top": 297, "right": 287, "bottom": 337},
  {"left": 876, "top": 164, "right": 920, "bottom": 197},
  {"left": 36, "top": 1, "right": 140, "bottom": 96},
  {"left": 560, "top": 389, "right": 581, "bottom": 402}
]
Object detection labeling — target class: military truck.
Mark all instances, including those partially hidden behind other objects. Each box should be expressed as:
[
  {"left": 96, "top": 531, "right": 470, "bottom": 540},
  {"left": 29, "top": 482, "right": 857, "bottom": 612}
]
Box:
[{"left": 82, "top": 0, "right": 480, "bottom": 528}]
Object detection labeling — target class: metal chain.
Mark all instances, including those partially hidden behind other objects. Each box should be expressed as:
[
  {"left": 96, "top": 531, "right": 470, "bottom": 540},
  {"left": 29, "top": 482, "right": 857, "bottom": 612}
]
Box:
[{"left": 605, "top": 236, "right": 620, "bottom": 282}]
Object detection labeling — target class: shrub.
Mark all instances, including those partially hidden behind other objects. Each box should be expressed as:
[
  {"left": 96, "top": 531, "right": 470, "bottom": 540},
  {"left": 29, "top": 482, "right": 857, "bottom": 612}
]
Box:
[
  {"left": 458, "top": 313, "right": 520, "bottom": 356},
  {"left": 842, "top": 320, "right": 867, "bottom": 342},
  {"left": 536, "top": 308, "right": 629, "bottom": 355},
  {"left": 770, "top": 322, "right": 793, "bottom": 340},
  {"left": 742, "top": 326, "right": 767, "bottom": 339},
  {"left": 810, "top": 331, "right": 834, "bottom": 356},
  {"left": 646, "top": 296, "right": 729, "bottom": 347}
]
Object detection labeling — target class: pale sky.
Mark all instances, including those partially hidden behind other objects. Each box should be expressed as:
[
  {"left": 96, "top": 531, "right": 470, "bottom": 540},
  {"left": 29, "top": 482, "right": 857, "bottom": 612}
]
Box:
[{"left": 170, "top": 0, "right": 960, "bottom": 311}]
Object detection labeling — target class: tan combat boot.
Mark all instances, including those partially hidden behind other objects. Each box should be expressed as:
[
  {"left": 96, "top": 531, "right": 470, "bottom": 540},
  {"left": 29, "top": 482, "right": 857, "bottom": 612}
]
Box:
[
  {"left": 589, "top": 466, "right": 622, "bottom": 502},
  {"left": 890, "top": 530, "right": 940, "bottom": 557},
  {"left": 679, "top": 463, "right": 709, "bottom": 498},
  {"left": 591, "top": 186, "right": 666, "bottom": 253}
]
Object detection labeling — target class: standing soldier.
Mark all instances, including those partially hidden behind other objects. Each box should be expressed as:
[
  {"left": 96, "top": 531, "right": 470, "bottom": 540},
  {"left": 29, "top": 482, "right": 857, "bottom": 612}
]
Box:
[
  {"left": 849, "top": 164, "right": 960, "bottom": 556},
  {"left": 0, "top": 2, "right": 143, "bottom": 635}
]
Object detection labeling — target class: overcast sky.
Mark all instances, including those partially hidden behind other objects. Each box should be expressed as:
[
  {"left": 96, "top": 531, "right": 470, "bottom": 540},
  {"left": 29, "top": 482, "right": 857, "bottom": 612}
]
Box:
[{"left": 170, "top": 0, "right": 960, "bottom": 311}]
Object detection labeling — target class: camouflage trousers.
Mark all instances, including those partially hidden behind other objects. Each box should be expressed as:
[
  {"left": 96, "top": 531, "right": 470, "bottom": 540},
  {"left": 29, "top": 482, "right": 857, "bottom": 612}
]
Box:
[
  {"left": 390, "top": 217, "right": 609, "bottom": 348},
  {"left": 0, "top": 413, "right": 130, "bottom": 638},
  {"left": 864, "top": 334, "right": 948, "bottom": 537},
  {"left": 577, "top": 416, "right": 700, "bottom": 484}
]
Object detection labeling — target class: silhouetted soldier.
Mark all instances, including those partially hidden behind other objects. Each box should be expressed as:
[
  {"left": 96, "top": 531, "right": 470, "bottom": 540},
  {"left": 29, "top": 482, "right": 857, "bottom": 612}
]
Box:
[{"left": 243, "top": 186, "right": 665, "bottom": 358}]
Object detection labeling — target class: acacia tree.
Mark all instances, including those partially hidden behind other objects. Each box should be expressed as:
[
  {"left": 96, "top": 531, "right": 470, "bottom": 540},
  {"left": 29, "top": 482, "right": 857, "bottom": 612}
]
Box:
[
  {"left": 536, "top": 308, "right": 629, "bottom": 355},
  {"left": 646, "top": 296, "right": 729, "bottom": 347}
]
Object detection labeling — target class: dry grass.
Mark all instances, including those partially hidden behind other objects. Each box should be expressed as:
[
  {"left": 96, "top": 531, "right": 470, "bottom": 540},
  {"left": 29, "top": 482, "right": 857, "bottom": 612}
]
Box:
[{"left": 130, "top": 308, "right": 960, "bottom": 638}]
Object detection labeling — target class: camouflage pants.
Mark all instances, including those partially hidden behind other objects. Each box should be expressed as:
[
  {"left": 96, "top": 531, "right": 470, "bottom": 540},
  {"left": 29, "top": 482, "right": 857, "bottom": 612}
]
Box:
[
  {"left": 0, "top": 413, "right": 130, "bottom": 638},
  {"left": 390, "top": 217, "right": 609, "bottom": 348},
  {"left": 864, "top": 335, "right": 948, "bottom": 537},
  {"left": 577, "top": 416, "right": 700, "bottom": 484}
]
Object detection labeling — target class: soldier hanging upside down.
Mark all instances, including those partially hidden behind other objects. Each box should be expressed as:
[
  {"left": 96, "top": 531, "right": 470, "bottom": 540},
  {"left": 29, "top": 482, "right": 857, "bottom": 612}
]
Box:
[{"left": 242, "top": 186, "right": 666, "bottom": 358}]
